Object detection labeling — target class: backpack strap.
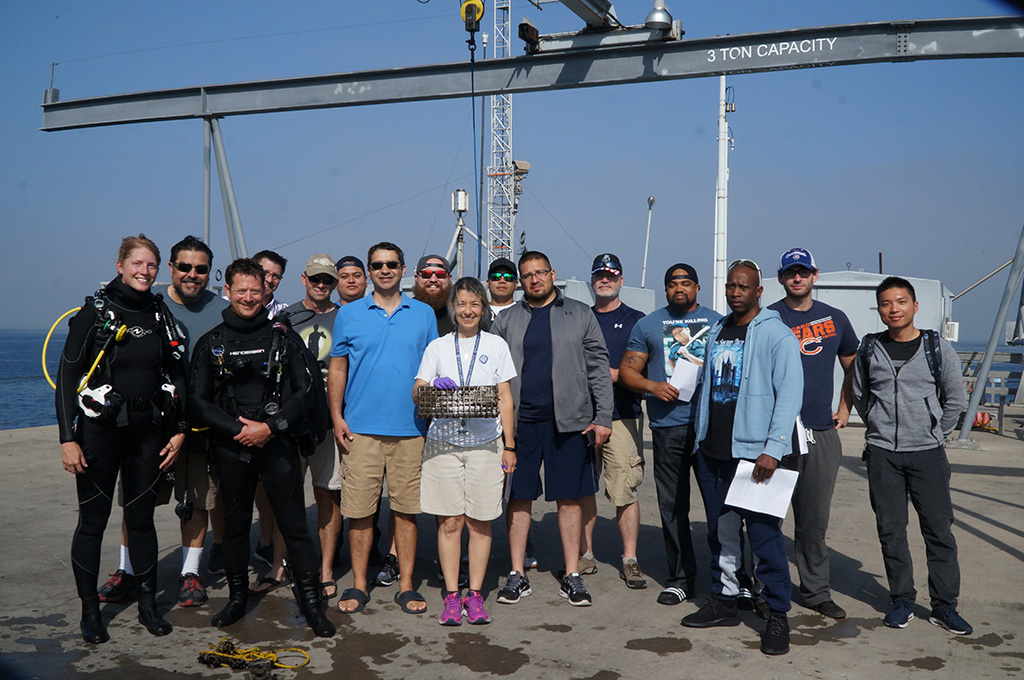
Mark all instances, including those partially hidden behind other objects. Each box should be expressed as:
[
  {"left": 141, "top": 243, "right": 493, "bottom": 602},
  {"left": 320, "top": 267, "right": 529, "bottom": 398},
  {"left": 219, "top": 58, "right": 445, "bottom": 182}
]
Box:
[
  {"left": 857, "top": 332, "right": 883, "bottom": 386},
  {"left": 921, "top": 329, "right": 945, "bottom": 399}
]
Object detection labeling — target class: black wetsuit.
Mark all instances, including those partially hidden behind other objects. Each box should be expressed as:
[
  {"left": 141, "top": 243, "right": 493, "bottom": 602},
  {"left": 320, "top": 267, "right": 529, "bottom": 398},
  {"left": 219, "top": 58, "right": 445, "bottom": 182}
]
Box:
[
  {"left": 56, "top": 276, "right": 187, "bottom": 601},
  {"left": 190, "top": 308, "right": 317, "bottom": 578}
]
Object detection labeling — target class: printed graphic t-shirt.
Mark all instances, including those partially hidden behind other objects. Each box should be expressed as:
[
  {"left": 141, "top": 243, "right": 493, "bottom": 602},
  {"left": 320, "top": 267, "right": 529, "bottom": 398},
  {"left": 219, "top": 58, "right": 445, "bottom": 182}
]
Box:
[
  {"left": 284, "top": 301, "right": 340, "bottom": 381},
  {"left": 700, "top": 319, "right": 747, "bottom": 460}
]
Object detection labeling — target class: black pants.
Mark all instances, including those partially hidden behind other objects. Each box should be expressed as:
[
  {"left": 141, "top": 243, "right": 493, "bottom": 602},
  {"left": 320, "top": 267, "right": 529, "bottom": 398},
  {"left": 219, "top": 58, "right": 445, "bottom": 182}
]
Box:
[
  {"left": 214, "top": 438, "right": 317, "bottom": 576},
  {"left": 650, "top": 423, "right": 697, "bottom": 591},
  {"left": 72, "top": 416, "right": 165, "bottom": 599}
]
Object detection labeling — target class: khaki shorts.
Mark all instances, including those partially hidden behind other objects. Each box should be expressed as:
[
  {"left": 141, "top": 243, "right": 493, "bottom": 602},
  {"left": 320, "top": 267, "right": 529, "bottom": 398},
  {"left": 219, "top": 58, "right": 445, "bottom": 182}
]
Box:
[
  {"left": 597, "top": 417, "right": 645, "bottom": 506},
  {"left": 420, "top": 438, "right": 504, "bottom": 522},
  {"left": 173, "top": 440, "right": 219, "bottom": 511},
  {"left": 302, "top": 430, "right": 342, "bottom": 491},
  {"left": 340, "top": 433, "right": 424, "bottom": 519}
]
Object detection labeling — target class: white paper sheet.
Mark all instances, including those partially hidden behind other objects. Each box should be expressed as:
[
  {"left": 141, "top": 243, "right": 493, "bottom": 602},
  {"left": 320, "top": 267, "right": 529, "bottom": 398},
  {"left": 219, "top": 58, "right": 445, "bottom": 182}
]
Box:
[
  {"left": 668, "top": 359, "right": 700, "bottom": 402},
  {"left": 724, "top": 460, "right": 799, "bottom": 519}
]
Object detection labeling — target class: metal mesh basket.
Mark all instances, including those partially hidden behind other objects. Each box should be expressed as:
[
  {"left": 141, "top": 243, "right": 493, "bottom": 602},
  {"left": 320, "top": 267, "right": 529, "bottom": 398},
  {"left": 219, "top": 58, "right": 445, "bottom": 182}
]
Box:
[{"left": 417, "top": 385, "right": 499, "bottom": 419}]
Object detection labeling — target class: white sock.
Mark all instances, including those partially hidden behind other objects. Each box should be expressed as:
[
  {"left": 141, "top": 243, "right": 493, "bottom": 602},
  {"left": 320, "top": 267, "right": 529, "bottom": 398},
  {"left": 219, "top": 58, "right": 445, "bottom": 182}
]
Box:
[
  {"left": 120, "top": 544, "right": 134, "bottom": 576},
  {"left": 623, "top": 556, "right": 637, "bottom": 566},
  {"left": 181, "top": 546, "right": 204, "bottom": 576}
]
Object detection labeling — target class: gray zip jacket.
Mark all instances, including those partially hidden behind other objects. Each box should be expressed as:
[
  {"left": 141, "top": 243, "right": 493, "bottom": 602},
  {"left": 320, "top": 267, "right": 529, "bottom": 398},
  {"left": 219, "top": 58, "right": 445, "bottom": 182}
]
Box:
[
  {"left": 852, "top": 331, "right": 965, "bottom": 452},
  {"left": 491, "top": 290, "right": 614, "bottom": 433}
]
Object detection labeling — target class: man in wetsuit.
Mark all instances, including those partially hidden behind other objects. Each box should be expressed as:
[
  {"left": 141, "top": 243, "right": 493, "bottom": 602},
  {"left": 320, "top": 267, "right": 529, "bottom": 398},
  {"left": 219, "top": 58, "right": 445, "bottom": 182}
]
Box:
[{"left": 190, "top": 257, "right": 335, "bottom": 637}]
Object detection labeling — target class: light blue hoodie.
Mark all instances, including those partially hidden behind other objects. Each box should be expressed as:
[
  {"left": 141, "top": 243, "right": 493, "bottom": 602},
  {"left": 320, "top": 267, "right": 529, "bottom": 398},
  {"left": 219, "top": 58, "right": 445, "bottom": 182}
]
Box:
[{"left": 694, "top": 307, "right": 803, "bottom": 461}]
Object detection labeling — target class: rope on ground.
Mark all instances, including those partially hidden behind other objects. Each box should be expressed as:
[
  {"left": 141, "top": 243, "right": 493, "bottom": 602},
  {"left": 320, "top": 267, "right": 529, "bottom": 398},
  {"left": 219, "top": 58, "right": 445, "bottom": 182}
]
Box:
[{"left": 197, "top": 637, "right": 310, "bottom": 671}]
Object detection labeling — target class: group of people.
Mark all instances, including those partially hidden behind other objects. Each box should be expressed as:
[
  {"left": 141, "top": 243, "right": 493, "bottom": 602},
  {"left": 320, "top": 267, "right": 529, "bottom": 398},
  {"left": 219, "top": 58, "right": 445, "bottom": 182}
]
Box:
[{"left": 58, "top": 236, "right": 972, "bottom": 656}]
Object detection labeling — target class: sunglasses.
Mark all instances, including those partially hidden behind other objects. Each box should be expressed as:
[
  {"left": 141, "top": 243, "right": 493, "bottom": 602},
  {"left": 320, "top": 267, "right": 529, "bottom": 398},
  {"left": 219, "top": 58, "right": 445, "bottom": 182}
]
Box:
[
  {"left": 488, "top": 272, "right": 516, "bottom": 282},
  {"left": 418, "top": 269, "right": 448, "bottom": 280},
  {"left": 171, "top": 262, "right": 210, "bottom": 275},
  {"left": 308, "top": 274, "right": 337, "bottom": 287},
  {"left": 369, "top": 260, "right": 401, "bottom": 271},
  {"left": 728, "top": 259, "right": 762, "bottom": 283}
]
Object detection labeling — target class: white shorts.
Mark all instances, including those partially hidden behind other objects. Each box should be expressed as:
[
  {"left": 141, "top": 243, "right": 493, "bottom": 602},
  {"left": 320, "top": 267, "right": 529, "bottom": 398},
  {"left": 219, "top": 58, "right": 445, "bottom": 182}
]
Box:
[
  {"left": 420, "top": 437, "right": 504, "bottom": 522},
  {"left": 303, "top": 430, "right": 342, "bottom": 491}
]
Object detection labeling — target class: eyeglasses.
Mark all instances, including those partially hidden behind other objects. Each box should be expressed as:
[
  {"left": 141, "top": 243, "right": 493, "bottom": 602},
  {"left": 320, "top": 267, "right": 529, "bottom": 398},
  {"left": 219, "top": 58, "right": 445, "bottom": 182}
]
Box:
[
  {"left": 488, "top": 272, "right": 516, "bottom": 282},
  {"left": 171, "top": 262, "right": 210, "bottom": 275},
  {"left": 520, "top": 269, "right": 552, "bottom": 282},
  {"left": 417, "top": 270, "right": 448, "bottom": 280},
  {"left": 263, "top": 270, "right": 283, "bottom": 282},
  {"left": 369, "top": 260, "right": 401, "bottom": 271},
  {"left": 308, "top": 274, "right": 336, "bottom": 287}
]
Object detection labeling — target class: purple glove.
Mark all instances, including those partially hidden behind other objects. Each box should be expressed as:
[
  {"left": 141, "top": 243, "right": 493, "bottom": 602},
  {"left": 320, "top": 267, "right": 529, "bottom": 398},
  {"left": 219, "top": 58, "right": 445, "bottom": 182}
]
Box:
[{"left": 433, "top": 377, "right": 458, "bottom": 390}]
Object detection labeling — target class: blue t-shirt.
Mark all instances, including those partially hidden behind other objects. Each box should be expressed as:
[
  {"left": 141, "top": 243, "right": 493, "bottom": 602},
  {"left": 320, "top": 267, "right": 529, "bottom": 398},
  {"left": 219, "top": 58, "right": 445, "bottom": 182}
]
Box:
[
  {"left": 330, "top": 293, "right": 438, "bottom": 436},
  {"left": 626, "top": 304, "right": 723, "bottom": 428},
  {"left": 767, "top": 299, "right": 858, "bottom": 430},
  {"left": 593, "top": 303, "right": 645, "bottom": 420},
  {"left": 518, "top": 301, "right": 555, "bottom": 423}
]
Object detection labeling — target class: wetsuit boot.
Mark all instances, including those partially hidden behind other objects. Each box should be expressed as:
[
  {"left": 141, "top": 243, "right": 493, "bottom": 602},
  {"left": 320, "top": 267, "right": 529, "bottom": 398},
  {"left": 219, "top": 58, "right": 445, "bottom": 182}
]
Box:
[
  {"left": 292, "top": 571, "right": 336, "bottom": 638},
  {"left": 212, "top": 570, "right": 249, "bottom": 628},
  {"left": 80, "top": 596, "right": 109, "bottom": 644},
  {"left": 137, "top": 579, "right": 172, "bottom": 636}
]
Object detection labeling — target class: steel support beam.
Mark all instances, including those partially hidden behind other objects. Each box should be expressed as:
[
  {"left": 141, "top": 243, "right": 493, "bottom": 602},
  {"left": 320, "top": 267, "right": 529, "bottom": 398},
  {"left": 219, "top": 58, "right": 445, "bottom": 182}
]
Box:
[{"left": 41, "top": 16, "right": 1024, "bottom": 131}]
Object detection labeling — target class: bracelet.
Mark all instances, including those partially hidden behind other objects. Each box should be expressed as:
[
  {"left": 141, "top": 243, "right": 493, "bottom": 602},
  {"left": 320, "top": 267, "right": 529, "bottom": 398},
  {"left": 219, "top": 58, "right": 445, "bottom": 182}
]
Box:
[{"left": 504, "top": 446, "right": 516, "bottom": 452}]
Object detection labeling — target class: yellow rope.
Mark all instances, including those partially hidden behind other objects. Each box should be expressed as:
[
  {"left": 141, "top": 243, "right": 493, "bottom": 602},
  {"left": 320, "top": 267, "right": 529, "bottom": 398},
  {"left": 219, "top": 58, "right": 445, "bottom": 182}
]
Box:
[{"left": 197, "top": 637, "right": 310, "bottom": 670}]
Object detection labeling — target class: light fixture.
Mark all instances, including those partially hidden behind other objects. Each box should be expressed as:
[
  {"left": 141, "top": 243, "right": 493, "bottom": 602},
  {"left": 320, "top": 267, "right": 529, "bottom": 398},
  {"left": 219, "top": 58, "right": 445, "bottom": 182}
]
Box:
[{"left": 644, "top": 2, "right": 673, "bottom": 30}]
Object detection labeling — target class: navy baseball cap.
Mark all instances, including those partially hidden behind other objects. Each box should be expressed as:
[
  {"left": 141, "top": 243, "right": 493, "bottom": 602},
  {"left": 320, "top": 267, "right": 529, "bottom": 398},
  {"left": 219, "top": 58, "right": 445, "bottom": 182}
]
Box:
[
  {"left": 778, "top": 248, "right": 817, "bottom": 273},
  {"left": 336, "top": 255, "right": 365, "bottom": 273},
  {"left": 591, "top": 253, "right": 623, "bottom": 276}
]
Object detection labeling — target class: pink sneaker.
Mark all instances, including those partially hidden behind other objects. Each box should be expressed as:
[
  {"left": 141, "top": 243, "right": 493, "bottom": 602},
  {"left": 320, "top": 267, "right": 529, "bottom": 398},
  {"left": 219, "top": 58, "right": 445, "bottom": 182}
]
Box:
[
  {"left": 463, "top": 590, "right": 491, "bottom": 625},
  {"left": 439, "top": 592, "right": 463, "bottom": 626}
]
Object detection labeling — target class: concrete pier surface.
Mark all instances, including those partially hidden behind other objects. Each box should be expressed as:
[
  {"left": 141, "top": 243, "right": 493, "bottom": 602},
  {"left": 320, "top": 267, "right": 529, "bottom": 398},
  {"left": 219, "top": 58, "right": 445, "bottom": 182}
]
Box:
[{"left": 1, "top": 416, "right": 1022, "bottom": 679}]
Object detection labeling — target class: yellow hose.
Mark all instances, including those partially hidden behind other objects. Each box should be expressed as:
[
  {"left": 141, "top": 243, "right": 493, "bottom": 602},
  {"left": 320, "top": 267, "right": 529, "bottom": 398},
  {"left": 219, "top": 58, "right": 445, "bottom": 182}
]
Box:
[{"left": 43, "top": 307, "right": 80, "bottom": 389}]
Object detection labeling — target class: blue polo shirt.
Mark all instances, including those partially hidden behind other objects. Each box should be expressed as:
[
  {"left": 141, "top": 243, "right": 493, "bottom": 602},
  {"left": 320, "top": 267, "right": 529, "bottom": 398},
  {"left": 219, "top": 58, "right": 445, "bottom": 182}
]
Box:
[{"left": 330, "top": 293, "right": 438, "bottom": 436}]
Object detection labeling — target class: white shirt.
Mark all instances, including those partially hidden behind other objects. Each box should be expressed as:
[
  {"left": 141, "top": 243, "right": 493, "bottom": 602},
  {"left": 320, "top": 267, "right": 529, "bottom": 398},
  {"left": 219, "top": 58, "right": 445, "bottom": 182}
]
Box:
[{"left": 415, "top": 331, "right": 516, "bottom": 447}]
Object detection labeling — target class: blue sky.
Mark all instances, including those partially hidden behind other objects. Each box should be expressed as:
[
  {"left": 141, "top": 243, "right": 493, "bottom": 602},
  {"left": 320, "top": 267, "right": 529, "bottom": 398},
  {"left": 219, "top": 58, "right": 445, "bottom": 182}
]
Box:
[{"left": 2, "top": 1, "right": 1022, "bottom": 342}]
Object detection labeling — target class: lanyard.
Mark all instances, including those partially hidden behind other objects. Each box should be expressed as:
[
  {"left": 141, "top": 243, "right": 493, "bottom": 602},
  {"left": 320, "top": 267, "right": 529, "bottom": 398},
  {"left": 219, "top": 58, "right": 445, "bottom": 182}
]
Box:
[{"left": 455, "top": 333, "right": 482, "bottom": 387}]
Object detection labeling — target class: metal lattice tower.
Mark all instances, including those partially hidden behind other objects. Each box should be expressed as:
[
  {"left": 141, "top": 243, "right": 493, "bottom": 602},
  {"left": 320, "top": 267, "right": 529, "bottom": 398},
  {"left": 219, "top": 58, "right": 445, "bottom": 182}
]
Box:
[{"left": 486, "top": 0, "right": 515, "bottom": 264}]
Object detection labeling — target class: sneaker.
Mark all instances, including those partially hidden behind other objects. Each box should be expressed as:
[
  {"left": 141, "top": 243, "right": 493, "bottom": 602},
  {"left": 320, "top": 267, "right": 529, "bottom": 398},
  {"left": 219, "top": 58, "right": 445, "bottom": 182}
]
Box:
[
  {"left": 177, "top": 572, "right": 207, "bottom": 608},
  {"left": 657, "top": 587, "right": 689, "bottom": 605},
  {"left": 760, "top": 614, "right": 791, "bottom": 655},
  {"left": 929, "top": 607, "right": 973, "bottom": 635},
  {"left": 207, "top": 543, "right": 225, "bottom": 575},
  {"left": 736, "top": 586, "right": 756, "bottom": 611},
  {"left": 439, "top": 592, "right": 463, "bottom": 626},
  {"left": 97, "top": 570, "right": 137, "bottom": 603},
  {"left": 577, "top": 554, "right": 598, "bottom": 576},
  {"left": 496, "top": 571, "right": 532, "bottom": 605},
  {"left": 681, "top": 595, "right": 741, "bottom": 628},
  {"left": 619, "top": 559, "right": 647, "bottom": 589},
  {"left": 463, "top": 590, "right": 491, "bottom": 625},
  {"left": 883, "top": 600, "right": 915, "bottom": 629},
  {"left": 254, "top": 540, "right": 273, "bottom": 567},
  {"left": 812, "top": 599, "right": 847, "bottom": 620},
  {"left": 524, "top": 540, "right": 538, "bottom": 570},
  {"left": 374, "top": 554, "right": 400, "bottom": 587},
  {"left": 559, "top": 572, "right": 593, "bottom": 607}
]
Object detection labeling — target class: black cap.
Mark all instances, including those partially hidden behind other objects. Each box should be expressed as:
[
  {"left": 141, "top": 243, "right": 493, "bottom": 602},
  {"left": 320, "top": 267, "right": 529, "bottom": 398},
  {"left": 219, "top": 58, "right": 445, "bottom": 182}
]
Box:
[
  {"left": 336, "top": 255, "right": 365, "bottom": 273},
  {"left": 488, "top": 257, "right": 517, "bottom": 277},
  {"left": 415, "top": 254, "right": 451, "bottom": 275},
  {"left": 591, "top": 253, "right": 622, "bottom": 276},
  {"left": 665, "top": 263, "right": 699, "bottom": 286}
]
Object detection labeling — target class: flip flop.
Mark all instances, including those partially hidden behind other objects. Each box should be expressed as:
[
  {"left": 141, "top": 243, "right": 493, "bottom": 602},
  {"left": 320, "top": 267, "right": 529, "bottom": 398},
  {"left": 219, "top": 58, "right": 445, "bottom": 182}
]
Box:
[
  {"left": 337, "top": 587, "right": 369, "bottom": 613},
  {"left": 321, "top": 581, "right": 338, "bottom": 599},
  {"left": 249, "top": 575, "right": 290, "bottom": 595},
  {"left": 394, "top": 590, "right": 427, "bottom": 614}
]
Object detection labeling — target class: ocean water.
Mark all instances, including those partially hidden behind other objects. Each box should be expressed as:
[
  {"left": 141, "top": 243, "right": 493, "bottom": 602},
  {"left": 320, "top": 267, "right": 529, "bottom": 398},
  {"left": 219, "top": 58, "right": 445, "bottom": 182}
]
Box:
[{"left": 1, "top": 330, "right": 1020, "bottom": 431}]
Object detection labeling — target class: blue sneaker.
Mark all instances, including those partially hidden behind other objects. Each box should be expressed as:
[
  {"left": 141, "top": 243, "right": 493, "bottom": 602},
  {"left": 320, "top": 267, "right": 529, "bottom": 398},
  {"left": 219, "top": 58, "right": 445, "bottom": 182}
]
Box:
[
  {"left": 884, "top": 600, "right": 914, "bottom": 628},
  {"left": 929, "top": 607, "right": 973, "bottom": 635}
]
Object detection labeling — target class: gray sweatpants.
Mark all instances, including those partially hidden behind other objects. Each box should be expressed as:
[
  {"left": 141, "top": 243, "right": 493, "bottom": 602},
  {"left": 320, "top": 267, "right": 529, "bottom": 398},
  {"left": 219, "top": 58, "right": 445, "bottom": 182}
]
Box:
[{"left": 790, "top": 427, "right": 843, "bottom": 607}]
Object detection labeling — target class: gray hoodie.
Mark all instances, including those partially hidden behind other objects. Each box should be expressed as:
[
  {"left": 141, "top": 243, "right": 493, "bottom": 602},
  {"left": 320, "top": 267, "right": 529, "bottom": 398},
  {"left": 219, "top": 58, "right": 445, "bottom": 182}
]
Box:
[{"left": 852, "top": 332, "right": 965, "bottom": 452}]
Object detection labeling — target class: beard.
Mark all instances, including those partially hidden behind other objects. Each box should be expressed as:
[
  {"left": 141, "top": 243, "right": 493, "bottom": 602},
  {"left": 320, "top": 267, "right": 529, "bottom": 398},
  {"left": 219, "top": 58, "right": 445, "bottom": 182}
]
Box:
[{"left": 412, "top": 282, "right": 450, "bottom": 310}]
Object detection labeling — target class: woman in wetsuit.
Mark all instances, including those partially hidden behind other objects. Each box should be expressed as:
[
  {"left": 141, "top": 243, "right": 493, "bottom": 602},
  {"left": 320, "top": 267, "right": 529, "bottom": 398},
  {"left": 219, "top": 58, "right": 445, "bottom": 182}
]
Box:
[
  {"left": 190, "top": 257, "right": 334, "bottom": 637},
  {"left": 57, "top": 234, "right": 187, "bottom": 644}
]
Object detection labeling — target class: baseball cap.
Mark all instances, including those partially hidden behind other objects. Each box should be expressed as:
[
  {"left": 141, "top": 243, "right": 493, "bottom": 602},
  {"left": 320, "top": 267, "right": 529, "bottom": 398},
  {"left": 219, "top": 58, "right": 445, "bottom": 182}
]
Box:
[
  {"left": 304, "top": 253, "right": 338, "bottom": 280},
  {"left": 487, "top": 257, "right": 517, "bottom": 277},
  {"left": 335, "top": 255, "right": 365, "bottom": 273},
  {"left": 415, "top": 254, "right": 451, "bottom": 275},
  {"left": 664, "top": 263, "right": 699, "bottom": 286},
  {"left": 778, "top": 248, "right": 817, "bottom": 273},
  {"left": 591, "top": 253, "right": 622, "bottom": 276}
]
